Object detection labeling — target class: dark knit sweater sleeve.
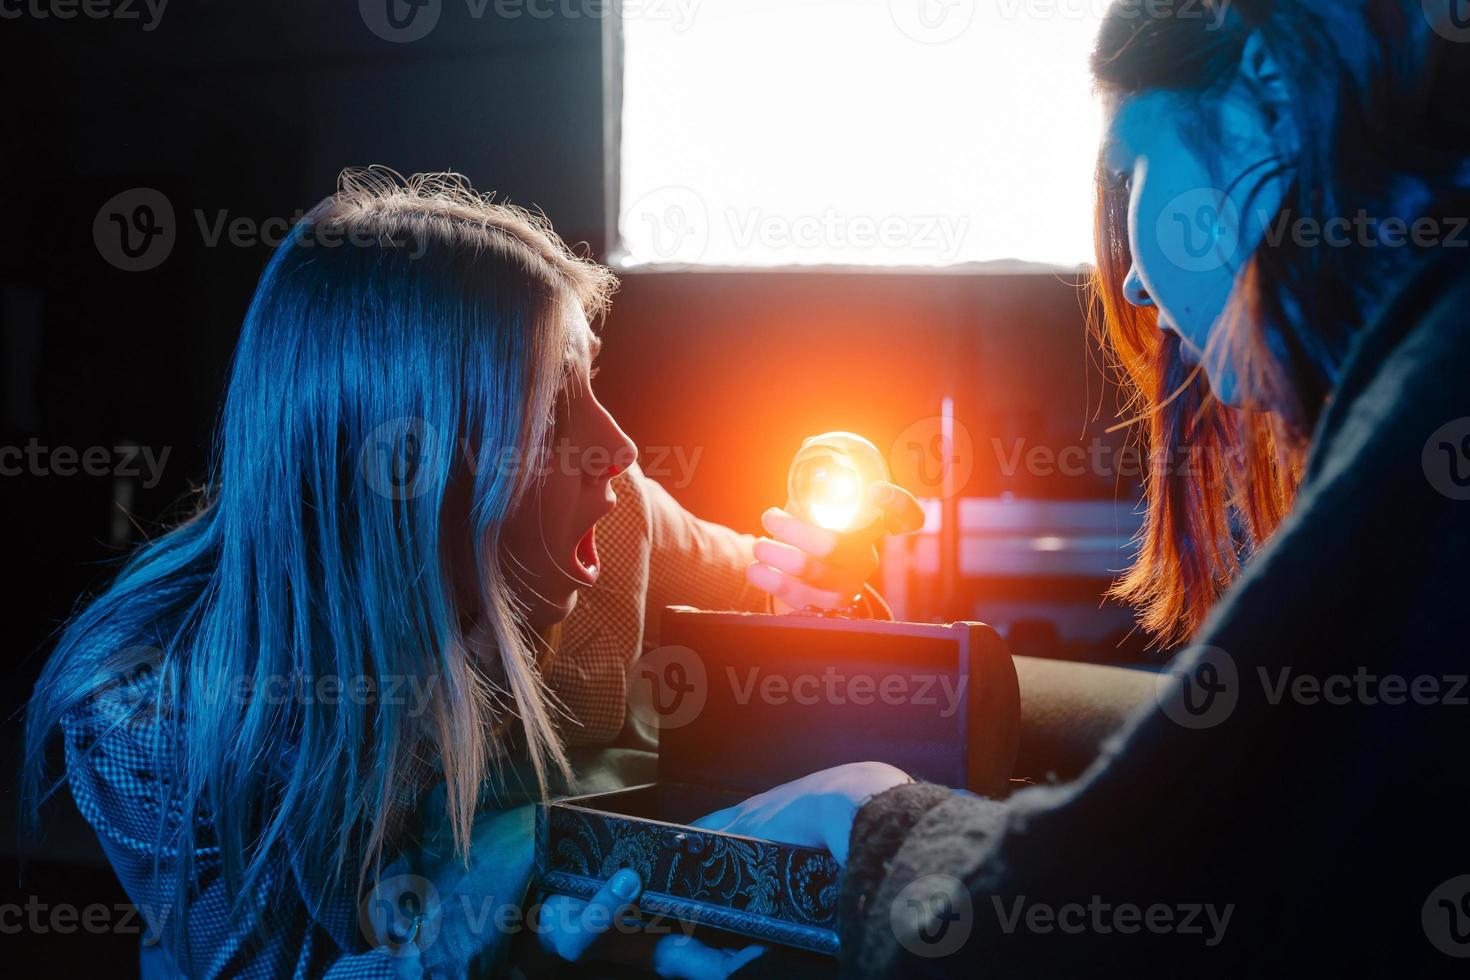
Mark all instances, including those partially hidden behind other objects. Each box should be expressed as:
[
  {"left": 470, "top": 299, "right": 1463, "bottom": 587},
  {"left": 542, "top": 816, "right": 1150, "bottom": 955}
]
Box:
[
  {"left": 838, "top": 785, "right": 1008, "bottom": 977},
  {"left": 824, "top": 245, "right": 1470, "bottom": 978}
]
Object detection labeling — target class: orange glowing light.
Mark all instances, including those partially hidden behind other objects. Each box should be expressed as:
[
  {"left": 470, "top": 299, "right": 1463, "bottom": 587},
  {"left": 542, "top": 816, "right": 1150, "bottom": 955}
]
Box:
[{"left": 786, "top": 432, "right": 890, "bottom": 535}]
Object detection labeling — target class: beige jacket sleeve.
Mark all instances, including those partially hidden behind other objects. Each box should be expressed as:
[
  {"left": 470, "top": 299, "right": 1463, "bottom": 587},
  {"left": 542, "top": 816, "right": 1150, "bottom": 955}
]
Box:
[{"left": 546, "top": 463, "right": 766, "bottom": 746}]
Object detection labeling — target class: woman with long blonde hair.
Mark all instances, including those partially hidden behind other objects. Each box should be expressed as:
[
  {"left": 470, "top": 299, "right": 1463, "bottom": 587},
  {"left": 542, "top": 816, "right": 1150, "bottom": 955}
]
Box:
[{"left": 23, "top": 169, "right": 919, "bottom": 978}]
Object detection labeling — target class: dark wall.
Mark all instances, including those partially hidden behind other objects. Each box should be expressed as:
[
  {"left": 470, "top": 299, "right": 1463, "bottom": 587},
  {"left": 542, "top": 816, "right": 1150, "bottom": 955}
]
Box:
[
  {"left": 1, "top": 2, "right": 610, "bottom": 725},
  {"left": 598, "top": 269, "right": 1120, "bottom": 531}
]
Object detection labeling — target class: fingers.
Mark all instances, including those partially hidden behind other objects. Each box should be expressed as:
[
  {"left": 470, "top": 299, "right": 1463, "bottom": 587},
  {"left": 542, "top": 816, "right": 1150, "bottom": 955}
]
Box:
[
  {"left": 548, "top": 868, "right": 643, "bottom": 963},
  {"left": 689, "top": 805, "right": 739, "bottom": 832},
  {"left": 722, "top": 945, "right": 768, "bottom": 976},
  {"left": 755, "top": 504, "right": 904, "bottom": 610},
  {"left": 870, "top": 482, "right": 926, "bottom": 534},
  {"left": 761, "top": 508, "right": 839, "bottom": 559},
  {"left": 752, "top": 537, "right": 873, "bottom": 592},
  {"left": 752, "top": 537, "right": 812, "bottom": 579},
  {"left": 652, "top": 935, "right": 767, "bottom": 980},
  {"left": 746, "top": 562, "right": 850, "bottom": 611}
]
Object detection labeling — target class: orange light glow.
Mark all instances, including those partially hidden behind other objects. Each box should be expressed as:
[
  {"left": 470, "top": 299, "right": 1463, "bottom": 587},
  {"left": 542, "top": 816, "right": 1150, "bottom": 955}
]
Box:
[
  {"left": 805, "top": 462, "right": 863, "bottom": 531},
  {"left": 787, "top": 432, "right": 890, "bottom": 536}
]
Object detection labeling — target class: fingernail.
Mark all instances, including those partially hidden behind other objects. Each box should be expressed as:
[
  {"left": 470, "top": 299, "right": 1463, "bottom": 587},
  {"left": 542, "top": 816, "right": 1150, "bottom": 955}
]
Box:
[
  {"left": 611, "top": 868, "right": 640, "bottom": 899},
  {"left": 870, "top": 483, "right": 895, "bottom": 504}
]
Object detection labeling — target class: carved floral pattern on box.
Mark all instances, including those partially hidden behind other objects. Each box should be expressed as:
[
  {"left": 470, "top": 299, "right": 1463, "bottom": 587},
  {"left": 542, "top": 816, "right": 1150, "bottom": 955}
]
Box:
[{"left": 543, "top": 803, "right": 841, "bottom": 947}]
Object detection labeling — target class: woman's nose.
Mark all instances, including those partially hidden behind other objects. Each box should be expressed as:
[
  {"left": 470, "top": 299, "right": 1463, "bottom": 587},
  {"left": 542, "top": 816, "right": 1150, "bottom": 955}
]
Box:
[
  {"left": 1122, "top": 264, "right": 1154, "bottom": 308},
  {"left": 598, "top": 404, "right": 638, "bottom": 479}
]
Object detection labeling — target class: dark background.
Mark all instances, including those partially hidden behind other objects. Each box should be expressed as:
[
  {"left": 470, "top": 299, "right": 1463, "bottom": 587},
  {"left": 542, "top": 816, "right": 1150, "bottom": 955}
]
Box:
[{"left": 0, "top": 4, "right": 1151, "bottom": 973}]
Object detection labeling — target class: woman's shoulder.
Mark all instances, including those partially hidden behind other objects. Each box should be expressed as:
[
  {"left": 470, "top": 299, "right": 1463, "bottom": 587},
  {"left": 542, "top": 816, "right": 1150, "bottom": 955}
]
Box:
[
  {"left": 61, "top": 661, "right": 197, "bottom": 855},
  {"left": 61, "top": 657, "right": 172, "bottom": 745},
  {"left": 1306, "top": 243, "right": 1470, "bottom": 484}
]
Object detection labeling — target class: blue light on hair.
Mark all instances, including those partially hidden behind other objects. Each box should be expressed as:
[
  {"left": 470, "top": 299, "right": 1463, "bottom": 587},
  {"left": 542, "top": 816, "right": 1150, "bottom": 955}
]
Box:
[{"left": 22, "top": 169, "right": 617, "bottom": 955}]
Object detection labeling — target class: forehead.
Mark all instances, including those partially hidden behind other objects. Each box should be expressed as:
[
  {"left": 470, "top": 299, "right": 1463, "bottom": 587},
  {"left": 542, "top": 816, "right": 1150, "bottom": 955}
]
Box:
[
  {"left": 1102, "top": 91, "right": 1188, "bottom": 164},
  {"left": 561, "top": 300, "right": 601, "bottom": 361}
]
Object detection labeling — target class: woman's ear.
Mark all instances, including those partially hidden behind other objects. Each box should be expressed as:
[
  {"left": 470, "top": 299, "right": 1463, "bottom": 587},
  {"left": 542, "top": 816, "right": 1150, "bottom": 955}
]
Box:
[{"left": 1239, "top": 31, "right": 1299, "bottom": 155}]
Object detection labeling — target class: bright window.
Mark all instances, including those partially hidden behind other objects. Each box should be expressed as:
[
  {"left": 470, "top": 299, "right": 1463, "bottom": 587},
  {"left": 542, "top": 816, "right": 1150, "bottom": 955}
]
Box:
[{"left": 614, "top": 0, "right": 1105, "bottom": 270}]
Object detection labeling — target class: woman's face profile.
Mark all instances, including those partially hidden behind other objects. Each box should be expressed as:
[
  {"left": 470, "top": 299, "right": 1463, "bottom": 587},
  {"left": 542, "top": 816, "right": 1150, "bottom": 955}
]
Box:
[
  {"left": 1104, "top": 81, "right": 1295, "bottom": 408},
  {"left": 500, "top": 302, "right": 637, "bottom": 629}
]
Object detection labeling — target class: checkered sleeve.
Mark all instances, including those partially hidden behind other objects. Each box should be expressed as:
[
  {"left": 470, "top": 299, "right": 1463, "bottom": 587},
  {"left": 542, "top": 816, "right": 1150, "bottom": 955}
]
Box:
[
  {"left": 640, "top": 471, "right": 769, "bottom": 646},
  {"left": 60, "top": 673, "right": 406, "bottom": 979},
  {"left": 548, "top": 464, "right": 768, "bottom": 746},
  {"left": 546, "top": 464, "right": 655, "bottom": 746}
]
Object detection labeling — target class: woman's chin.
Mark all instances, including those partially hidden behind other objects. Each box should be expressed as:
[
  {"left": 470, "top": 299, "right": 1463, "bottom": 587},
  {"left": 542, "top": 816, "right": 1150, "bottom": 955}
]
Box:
[
  {"left": 1213, "top": 376, "right": 1243, "bottom": 409},
  {"left": 526, "top": 588, "right": 579, "bottom": 631},
  {"left": 1202, "top": 363, "right": 1248, "bottom": 410}
]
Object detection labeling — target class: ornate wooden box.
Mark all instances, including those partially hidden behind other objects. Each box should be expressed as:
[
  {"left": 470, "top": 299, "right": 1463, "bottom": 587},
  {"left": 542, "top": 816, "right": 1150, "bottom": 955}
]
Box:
[{"left": 534, "top": 607, "right": 1020, "bottom": 955}]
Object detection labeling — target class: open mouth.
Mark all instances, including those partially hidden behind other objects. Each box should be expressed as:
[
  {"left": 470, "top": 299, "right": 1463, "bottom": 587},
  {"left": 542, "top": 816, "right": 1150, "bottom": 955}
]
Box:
[{"left": 570, "top": 523, "right": 600, "bottom": 586}]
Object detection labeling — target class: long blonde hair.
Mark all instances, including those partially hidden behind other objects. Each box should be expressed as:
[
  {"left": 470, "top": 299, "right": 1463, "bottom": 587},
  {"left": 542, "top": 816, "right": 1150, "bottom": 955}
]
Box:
[{"left": 25, "top": 168, "right": 618, "bottom": 955}]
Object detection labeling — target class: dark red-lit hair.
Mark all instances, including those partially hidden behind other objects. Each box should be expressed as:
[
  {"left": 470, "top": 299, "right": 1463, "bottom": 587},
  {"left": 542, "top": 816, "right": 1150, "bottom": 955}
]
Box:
[{"left": 1089, "top": 0, "right": 1470, "bottom": 643}]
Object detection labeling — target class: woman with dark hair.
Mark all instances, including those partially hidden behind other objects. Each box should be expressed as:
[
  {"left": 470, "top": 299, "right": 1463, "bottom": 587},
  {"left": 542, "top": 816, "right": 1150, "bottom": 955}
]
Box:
[{"left": 630, "top": 1, "right": 1470, "bottom": 974}]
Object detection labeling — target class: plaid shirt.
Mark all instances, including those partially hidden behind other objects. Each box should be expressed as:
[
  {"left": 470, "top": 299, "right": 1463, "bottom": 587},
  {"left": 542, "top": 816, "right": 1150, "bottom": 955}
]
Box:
[
  {"left": 60, "top": 465, "right": 765, "bottom": 978},
  {"left": 548, "top": 464, "right": 767, "bottom": 745}
]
